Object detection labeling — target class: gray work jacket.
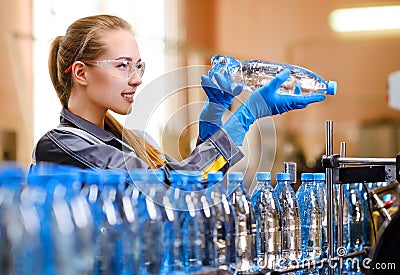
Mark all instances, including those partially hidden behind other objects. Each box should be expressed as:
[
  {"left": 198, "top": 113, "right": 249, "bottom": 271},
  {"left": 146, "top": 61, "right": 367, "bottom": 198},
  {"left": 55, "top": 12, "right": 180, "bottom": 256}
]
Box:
[{"left": 32, "top": 108, "right": 244, "bottom": 176}]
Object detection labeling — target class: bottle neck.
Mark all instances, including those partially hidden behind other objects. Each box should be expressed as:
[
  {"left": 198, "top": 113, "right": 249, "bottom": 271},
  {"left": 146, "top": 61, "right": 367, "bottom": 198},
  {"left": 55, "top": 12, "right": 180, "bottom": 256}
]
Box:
[
  {"left": 277, "top": 179, "right": 291, "bottom": 186},
  {"left": 229, "top": 180, "right": 242, "bottom": 189},
  {"left": 258, "top": 179, "right": 272, "bottom": 189},
  {"left": 300, "top": 180, "right": 314, "bottom": 188}
]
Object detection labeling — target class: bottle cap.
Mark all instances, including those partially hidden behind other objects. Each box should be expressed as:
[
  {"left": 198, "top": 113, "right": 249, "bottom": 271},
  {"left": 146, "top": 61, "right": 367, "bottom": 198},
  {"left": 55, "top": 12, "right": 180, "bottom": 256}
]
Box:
[
  {"left": 256, "top": 172, "right": 271, "bottom": 181},
  {"left": 276, "top": 172, "right": 290, "bottom": 181},
  {"left": 83, "top": 169, "right": 101, "bottom": 185},
  {"left": 0, "top": 164, "right": 24, "bottom": 189},
  {"left": 129, "top": 169, "right": 164, "bottom": 183},
  {"left": 314, "top": 173, "right": 326, "bottom": 181},
  {"left": 301, "top": 173, "right": 314, "bottom": 181},
  {"left": 186, "top": 171, "right": 203, "bottom": 183},
  {"left": 169, "top": 170, "right": 188, "bottom": 183},
  {"left": 228, "top": 172, "right": 244, "bottom": 181},
  {"left": 102, "top": 169, "right": 128, "bottom": 186},
  {"left": 207, "top": 171, "right": 223, "bottom": 182},
  {"left": 327, "top": 81, "right": 337, "bottom": 95}
]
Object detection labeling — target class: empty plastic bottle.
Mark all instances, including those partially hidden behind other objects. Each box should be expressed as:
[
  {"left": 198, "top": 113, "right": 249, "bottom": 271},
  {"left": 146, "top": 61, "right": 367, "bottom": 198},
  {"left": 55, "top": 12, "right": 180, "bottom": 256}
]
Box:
[
  {"left": 274, "top": 172, "right": 302, "bottom": 269},
  {"left": 205, "top": 171, "right": 237, "bottom": 271},
  {"left": 227, "top": 171, "right": 257, "bottom": 273},
  {"left": 251, "top": 171, "right": 281, "bottom": 270},
  {"left": 210, "top": 54, "right": 337, "bottom": 95}
]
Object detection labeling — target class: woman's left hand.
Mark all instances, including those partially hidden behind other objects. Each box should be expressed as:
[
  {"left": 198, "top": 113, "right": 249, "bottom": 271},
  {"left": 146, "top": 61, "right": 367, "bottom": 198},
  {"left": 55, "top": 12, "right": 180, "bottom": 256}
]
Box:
[{"left": 198, "top": 72, "right": 243, "bottom": 141}]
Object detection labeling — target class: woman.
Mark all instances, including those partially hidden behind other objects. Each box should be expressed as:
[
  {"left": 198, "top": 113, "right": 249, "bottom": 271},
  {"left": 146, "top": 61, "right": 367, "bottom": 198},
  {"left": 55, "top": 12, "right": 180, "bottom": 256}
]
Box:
[{"left": 32, "top": 14, "right": 324, "bottom": 176}]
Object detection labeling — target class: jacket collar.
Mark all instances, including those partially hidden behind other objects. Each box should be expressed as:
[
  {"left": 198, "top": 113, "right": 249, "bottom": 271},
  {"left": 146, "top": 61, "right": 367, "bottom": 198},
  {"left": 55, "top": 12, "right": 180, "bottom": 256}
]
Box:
[{"left": 59, "top": 107, "right": 118, "bottom": 142}]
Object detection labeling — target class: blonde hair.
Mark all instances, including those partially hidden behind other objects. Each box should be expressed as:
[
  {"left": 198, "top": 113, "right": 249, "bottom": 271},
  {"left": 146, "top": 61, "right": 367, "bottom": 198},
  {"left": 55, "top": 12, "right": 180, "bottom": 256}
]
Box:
[{"left": 48, "top": 14, "right": 163, "bottom": 168}]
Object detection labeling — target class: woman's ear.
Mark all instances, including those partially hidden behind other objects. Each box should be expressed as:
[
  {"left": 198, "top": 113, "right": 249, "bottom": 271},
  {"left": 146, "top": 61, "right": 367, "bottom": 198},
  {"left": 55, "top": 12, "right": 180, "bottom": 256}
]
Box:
[{"left": 72, "top": 61, "right": 88, "bottom": 86}]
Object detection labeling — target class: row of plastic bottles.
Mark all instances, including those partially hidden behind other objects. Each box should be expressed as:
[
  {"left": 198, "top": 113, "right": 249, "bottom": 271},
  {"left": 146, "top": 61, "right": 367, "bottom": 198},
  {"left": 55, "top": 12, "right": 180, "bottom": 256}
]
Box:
[
  {"left": 250, "top": 172, "right": 327, "bottom": 274},
  {"left": 251, "top": 172, "right": 373, "bottom": 275},
  {"left": 0, "top": 162, "right": 372, "bottom": 275}
]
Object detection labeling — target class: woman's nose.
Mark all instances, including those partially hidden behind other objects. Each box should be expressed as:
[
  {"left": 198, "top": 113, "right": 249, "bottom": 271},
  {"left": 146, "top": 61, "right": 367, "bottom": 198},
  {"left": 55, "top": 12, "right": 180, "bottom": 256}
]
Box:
[{"left": 128, "top": 72, "right": 142, "bottom": 86}]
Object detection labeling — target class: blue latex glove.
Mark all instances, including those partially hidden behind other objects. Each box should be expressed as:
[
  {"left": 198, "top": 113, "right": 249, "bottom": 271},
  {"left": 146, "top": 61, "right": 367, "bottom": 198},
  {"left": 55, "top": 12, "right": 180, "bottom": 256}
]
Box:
[
  {"left": 199, "top": 72, "right": 243, "bottom": 141},
  {"left": 222, "top": 69, "right": 326, "bottom": 146}
]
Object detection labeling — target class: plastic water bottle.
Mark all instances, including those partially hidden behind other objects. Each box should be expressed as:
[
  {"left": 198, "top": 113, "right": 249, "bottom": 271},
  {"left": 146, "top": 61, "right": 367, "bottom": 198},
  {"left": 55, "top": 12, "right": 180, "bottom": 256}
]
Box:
[
  {"left": 333, "top": 184, "right": 351, "bottom": 254},
  {"left": 313, "top": 173, "right": 327, "bottom": 259},
  {"left": 343, "top": 183, "right": 365, "bottom": 275},
  {"left": 357, "top": 183, "right": 371, "bottom": 247},
  {"left": 25, "top": 169, "right": 56, "bottom": 275},
  {"left": 162, "top": 171, "right": 185, "bottom": 274},
  {"left": 45, "top": 169, "right": 93, "bottom": 275},
  {"left": 84, "top": 169, "right": 124, "bottom": 274},
  {"left": 345, "top": 183, "right": 365, "bottom": 253},
  {"left": 251, "top": 171, "right": 281, "bottom": 270},
  {"left": 0, "top": 164, "right": 29, "bottom": 274},
  {"left": 210, "top": 54, "right": 337, "bottom": 95},
  {"left": 186, "top": 171, "right": 217, "bottom": 268},
  {"left": 297, "top": 173, "right": 322, "bottom": 275},
  {"left": 274, "top": 172, "right": 302, "bottom": 268},
  {"left": 165, "top": 170, "right": 203, "bottom": 274},
  {"left": 119, "top": 173, "right": 141, "bottom": 275},
  {"left": 227, "top": 171, "right": 257, "bottom": 273},
  {"left": 313, "top": 173, "right": 329, "bottom": 275},
  {"left": 205, "top": 171, "right": 237, "bottom": 271},
  {"left": 297, "top": 173, "right": 322, "bottom": 261},
  {"left": 130, "top": 168, "right": 166, "bottom": 275}
]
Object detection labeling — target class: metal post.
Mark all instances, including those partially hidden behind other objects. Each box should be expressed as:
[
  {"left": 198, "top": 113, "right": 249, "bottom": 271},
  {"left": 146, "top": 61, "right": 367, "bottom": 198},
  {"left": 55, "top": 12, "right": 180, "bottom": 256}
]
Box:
[
  {"left": 337, "top": 142, "right": 346, "bottom": 275},
  {"left": 325, "top": 121, "right": 335, "bottom": 275}
]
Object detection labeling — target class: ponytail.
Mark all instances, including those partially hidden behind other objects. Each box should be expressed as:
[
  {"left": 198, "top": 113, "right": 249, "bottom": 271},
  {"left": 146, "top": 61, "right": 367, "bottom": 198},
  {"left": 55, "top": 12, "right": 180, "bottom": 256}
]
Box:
[
  {"left": 48, "top": 36, "right": 70, "bottom": 107},
  {"left": 105, "top": 113, "right": 164, "bottom": 169}
]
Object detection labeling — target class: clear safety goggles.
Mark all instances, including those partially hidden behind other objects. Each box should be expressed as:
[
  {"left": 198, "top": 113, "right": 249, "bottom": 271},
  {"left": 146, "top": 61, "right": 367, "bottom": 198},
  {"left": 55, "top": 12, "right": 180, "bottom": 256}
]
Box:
[{"left": 83, "top": 59, "right": 145, "bottom": 79}]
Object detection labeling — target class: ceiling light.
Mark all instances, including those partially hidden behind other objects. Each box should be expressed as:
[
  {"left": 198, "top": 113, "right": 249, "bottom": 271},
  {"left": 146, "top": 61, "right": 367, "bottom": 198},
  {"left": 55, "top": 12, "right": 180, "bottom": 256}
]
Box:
[{"left": 330, "top": 5, "right": 400, "bottom": 32}]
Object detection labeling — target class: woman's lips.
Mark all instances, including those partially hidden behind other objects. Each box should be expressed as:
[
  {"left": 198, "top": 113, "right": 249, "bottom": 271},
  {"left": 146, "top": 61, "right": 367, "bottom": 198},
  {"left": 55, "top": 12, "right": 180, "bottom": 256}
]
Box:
[{"left": 121, "top": 91, "right": 135, "bottom": 103}]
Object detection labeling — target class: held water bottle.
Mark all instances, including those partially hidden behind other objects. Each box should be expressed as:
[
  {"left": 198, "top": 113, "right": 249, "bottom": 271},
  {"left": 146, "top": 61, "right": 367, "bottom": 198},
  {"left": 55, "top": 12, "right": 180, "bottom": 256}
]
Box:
[
  {"left": 227, "top": 171, "right": 257, "bottom": 273},
  {"left": 210, "top": 54, "right": 337, "bottom": 95},
  {"left": 251, "top": 172, "right": 282, "bottom": 270},
  {"left": 296, "top": 173, "right": 322, "bottom": 275},
  {"left": 205, "top": 171, "right": 237, "bottom": 271},
  {"left": 274, "top": 172, "right": 302, "bottom": 268}
]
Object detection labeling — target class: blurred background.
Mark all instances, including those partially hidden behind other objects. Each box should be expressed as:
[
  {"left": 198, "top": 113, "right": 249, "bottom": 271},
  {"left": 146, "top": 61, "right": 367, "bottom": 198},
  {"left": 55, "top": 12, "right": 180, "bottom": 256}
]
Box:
[{"left": 1, "top": 0, "right": 400, "bottom": 191}]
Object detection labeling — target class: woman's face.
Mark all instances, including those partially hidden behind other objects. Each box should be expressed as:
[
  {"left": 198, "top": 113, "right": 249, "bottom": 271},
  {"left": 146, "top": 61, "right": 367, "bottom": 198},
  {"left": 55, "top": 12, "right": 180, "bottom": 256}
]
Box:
[{"left": 84, "top": 29, "right": 142, "bottom": 115}]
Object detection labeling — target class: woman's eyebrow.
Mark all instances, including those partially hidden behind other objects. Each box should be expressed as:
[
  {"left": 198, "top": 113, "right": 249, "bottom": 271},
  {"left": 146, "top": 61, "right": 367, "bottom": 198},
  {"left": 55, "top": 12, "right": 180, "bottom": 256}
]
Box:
[{"left": 116, "top": 57, "right": 142, "bottom": 64}]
